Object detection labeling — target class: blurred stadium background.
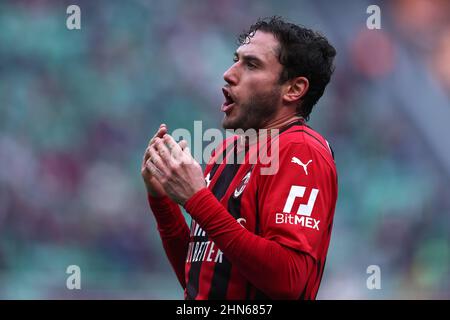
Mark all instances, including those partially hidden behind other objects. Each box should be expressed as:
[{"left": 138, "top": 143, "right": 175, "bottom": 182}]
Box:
[{"left": 0, "top": 0, "right": 449, "bottom": 299}]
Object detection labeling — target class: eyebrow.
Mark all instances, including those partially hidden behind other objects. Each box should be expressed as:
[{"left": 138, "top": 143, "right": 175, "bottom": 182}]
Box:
[{"left": 234, "top": 52, "right": 264, "bottom": 66}]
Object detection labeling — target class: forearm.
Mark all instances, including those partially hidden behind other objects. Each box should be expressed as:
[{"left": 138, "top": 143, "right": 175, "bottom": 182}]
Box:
[
  {"left": 148, "top": 194, "right": 190, "bottom": 288},
  {"left": 184, "top": 188, "right": 314, "bottom": 299}
]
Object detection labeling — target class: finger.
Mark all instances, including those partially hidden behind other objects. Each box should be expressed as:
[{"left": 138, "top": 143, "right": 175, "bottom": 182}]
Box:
[
  {"left": 154, "top": 137, "right": 180, "bottom": 167},
  {"left": 178, "top": 139, "right": 188, "bottom": 150},
  {"left": 184, "top": 146, "right": 191, "bottom": 156},
  {"left": 143, "top": 145, "right": 154, "bottom": 164},
  {"left": 151, "top": 126, "right": 167, "bottom": 144},
  {"left": 163, "top": 134, "right": 181, "bottom": 152},
  {"left": 145, "top": 158, "right": 163, "bottom": 180},
  {"left": 157, "top": 124, "right": 167, "bottom": 138},
  {"left": 142, "top": 160, "right": 155, "bottom": 177},
  {"left": 147, "top": 145, "right": 170, "bottom": 177},
  {"left": 148, "top": 124, "right": 168, "bottom": 146},
  {"left": 163, "top": 134, "right": 185, "bottom": 160},
  {"left": 142, "top": 149, "right": 149, "bottom": 168},
  {"left": 183, "top": 146, "right": 197, "bottom": 165},
  {"left": 143, "top": 124, "right": 168, "bottom": 167}
]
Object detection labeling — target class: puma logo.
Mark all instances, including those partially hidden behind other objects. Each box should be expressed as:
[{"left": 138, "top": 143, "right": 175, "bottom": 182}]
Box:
[
  {"left": 291, "top": 157, "right": 312, "bottom": 175},
  {"left": 205, "top": 173, "right": 211, "bottom": 187},
  {"left": 236, "top": 218, "right": 247, "bottom": 228}
]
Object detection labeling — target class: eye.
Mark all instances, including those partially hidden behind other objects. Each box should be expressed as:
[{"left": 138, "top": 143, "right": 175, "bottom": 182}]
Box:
[{"left": 246, "top": 62, "right": 256, "bottom": 69}]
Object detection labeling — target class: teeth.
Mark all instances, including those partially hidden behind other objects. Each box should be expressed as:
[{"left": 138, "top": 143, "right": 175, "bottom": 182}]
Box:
[{"left": 222, "top": 88, "right": 234, "bottom": 105}]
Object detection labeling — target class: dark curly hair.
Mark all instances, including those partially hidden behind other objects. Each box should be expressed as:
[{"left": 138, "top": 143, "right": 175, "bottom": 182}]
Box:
[{"left": 238, "top": 16, "right": 336, "bottom": 121}]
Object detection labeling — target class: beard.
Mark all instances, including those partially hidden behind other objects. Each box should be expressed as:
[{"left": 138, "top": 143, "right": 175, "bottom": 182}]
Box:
[{"left": 222, "top": 86, "right": 282, "bottom": 131}]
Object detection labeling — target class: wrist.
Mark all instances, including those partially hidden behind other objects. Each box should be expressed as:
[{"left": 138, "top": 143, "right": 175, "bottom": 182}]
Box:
[
  {"left": 184, "top": 187, "right": 210, "bottom": 209},
  {"left": 144, "top": 182, "right": 165, "bottom": 198},
  {"left": 147, "top": 190, "right": 165, "bottom": 198}
]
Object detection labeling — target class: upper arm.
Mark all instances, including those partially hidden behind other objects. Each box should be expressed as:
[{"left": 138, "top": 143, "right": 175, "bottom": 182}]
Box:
[{"left": 256, "top": 142, "right": 337, "bottom": 260}]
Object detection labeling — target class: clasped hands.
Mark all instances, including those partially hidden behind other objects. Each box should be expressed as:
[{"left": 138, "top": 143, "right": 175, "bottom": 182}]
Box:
[{"left": 142, "top": 124, "right": 206, "bottom": 205}]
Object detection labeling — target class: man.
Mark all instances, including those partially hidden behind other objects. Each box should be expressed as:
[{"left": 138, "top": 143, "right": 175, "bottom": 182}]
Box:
[{"left": 141, "top": 16, "right": 337, "bottom": 300}]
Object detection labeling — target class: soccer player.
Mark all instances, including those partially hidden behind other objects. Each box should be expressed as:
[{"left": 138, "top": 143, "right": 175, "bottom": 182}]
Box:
[{"left": 141, "top": 16, "right": 337, "bottom": 300}]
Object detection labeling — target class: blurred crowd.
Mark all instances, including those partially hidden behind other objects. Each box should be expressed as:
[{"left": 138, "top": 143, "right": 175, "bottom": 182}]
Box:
[{"left": 0, "top": 0, "right": 448, "bottom": 299}]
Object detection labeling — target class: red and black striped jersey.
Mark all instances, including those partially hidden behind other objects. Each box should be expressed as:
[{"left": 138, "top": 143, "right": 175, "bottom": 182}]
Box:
[{"left": 149, "top": 120, "right": 338, "bottom": 300}]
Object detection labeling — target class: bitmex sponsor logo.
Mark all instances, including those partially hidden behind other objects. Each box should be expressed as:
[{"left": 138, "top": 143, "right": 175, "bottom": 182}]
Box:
[
  {"left": 275, "top": 213, "right": 320, "bottom": 230},
  {"left": 275, "top": 185, "right": 320, "bottom": 231}
]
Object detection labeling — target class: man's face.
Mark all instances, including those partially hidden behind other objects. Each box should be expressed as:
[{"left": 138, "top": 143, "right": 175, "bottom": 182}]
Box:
[{"left": 221, "top": 31, "right": 284, "bottom": 130}]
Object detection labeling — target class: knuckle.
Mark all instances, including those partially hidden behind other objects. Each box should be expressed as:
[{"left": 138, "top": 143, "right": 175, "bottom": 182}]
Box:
[
  {"left": 168, "top": 162, "right": 176, "bottom": 171},
  {"left": 174, "top": 158, "right": 182, "bottom": 166}
]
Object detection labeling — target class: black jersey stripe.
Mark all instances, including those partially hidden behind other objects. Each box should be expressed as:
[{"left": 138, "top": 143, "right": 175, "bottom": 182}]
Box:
[
  {"left": 185, "top": 220, "right": 206, "bottom": 299},
  {"left": 207, "top": 171, "right": 243, "bottom": 297},
  {"left": 186, "top": 220, "right": 202, "bottom": 300},
  {"left": 211, "top": 141, "right": 241, "bottom": 201},
  {"left": 245, "top": 186, "right": 260, "bottom": 300},
  {"left": 329, "top": 143, "right": 335, "bottom": 160},
  {"left": 185, "top": 141, "right": 237, "bottom": 299},
  {"left": 208, "top": 145, "right": 250, "bottom": 299},
  {"left": 254, "top": 289, "right": 270, "bottom": 300},
  {"left": 208, "top": 187, "right": 244, "bottom": 299},
  {"left": 208, "top": 163, "right": 220, "bottom": 180},
  {"left": 207, "top": 256, "right": 233, "bottom": 299}
]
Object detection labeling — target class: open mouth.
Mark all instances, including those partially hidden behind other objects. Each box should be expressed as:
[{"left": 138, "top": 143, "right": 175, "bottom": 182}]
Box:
[{"left": 221, "top": 87, "right": 235, "bottom": 113}]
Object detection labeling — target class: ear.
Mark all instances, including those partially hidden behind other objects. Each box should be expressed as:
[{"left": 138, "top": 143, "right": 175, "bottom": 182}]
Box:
[{"left": 282, "top": 76, "right": 309, "bottom": 104}]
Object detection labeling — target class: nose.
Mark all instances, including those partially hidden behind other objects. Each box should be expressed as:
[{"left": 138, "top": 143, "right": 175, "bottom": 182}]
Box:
[{"left": 223, "top": 63, "right": 238, "bottom": 86}]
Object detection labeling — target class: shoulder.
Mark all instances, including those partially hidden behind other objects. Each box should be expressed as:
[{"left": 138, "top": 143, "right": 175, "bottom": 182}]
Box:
[
  {"left": 254, "top": 124, "right": 336, "bottom": 178},
  {"left": 277, "top": 124, "right": 335, "bottom": 167},
  {"left": 279, "top": 124, "right": 331, "bottom": 151}
]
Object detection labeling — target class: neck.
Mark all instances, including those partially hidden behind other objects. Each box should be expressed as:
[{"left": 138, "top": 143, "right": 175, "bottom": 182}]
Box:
[
  {"left": 238, "top": 113, "right": 304, "bottom": 148},
  {"left": 260, "top": 112, "right": 303, "bottom": 130}
]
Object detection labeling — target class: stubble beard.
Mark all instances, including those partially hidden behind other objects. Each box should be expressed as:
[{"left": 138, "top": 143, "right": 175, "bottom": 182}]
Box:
[{"left": 222, "top": 87, "right": 282, "bottom": 131}]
